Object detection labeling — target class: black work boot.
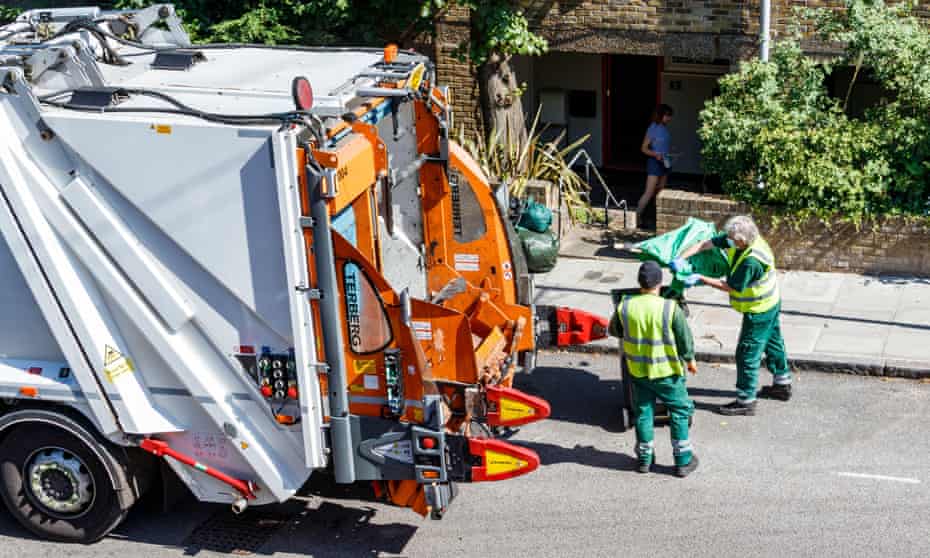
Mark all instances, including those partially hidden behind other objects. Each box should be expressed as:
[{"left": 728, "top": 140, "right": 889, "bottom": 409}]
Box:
[
  {"left": 717, "top": 399, "right": 757, "bottom": 416},
  {"left": 759, "top": 384, "right": 792, "bottom": 401},
  {"left": 636, "top": 442, "right": 654, "bottom": 473},
  {"left": 675, "top": 454, "right": 700, "bottom": 478}
]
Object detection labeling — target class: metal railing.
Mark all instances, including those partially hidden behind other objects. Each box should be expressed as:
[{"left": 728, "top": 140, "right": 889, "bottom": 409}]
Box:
[{"left": 557, "top": 148, "right": 628, "bottom": 238}]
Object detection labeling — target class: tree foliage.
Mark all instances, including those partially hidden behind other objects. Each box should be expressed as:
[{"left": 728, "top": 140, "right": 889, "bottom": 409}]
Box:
[
  {"left": 110, "top": 1, "right": 546, "bottom": 65},
  {"left": 421, "top": 0, "right": 546, "bottom": 65},
  {"left": 113, "top": 1, "right": 431, "bottom": 46},
  {"left": 0, "top": 6, "right": 23, "bottom": 25},
  {"left": 699, "top": 0, "right": 930, "bottom": 221}
]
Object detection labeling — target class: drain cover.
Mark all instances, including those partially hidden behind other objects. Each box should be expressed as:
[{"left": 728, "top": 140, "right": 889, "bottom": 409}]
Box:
[{"left": 184, "top": 508, "right": 294, "bottom": 555}]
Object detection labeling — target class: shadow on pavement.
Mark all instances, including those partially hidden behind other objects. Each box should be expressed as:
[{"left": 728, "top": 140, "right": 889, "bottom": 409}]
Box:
[
  {"left": 515, "top": 364, "right": 625, "bottom": 433},
  {"left": 519, "top": 440, "right": 638, "bottom": 472},
  {"left": 687, "top": 387, "right": 738, "bottom": 398},
  {"left": 517, "top": 364, "right": 734, "bottom": 430},
  {"left": 519, "top": 440, "right": 686, "bottom": 477},
  {"left": 253, "top": 501, "right": 417, "bottom": 558},
  {"left": 105, "top": 495, "right": 418, "bottom": 558},
  {"left": 0, "top": 475, "right": 418, "bottom": 557},
  {"left": 0, "top": 507, "right": 37, "bottom": 541}
]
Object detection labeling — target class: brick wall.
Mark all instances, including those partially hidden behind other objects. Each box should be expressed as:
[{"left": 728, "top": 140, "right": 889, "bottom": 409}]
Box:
[
  {"left": 656, "top": 189, "right": 930, "bottom": 277},
  {"left": 435, "top": 6, "right": 482, "bottom": 138}
]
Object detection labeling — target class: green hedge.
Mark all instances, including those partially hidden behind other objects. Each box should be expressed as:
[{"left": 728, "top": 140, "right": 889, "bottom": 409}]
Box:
[{"left": 699, "top": 0, "right": 930, "bottom": 223}]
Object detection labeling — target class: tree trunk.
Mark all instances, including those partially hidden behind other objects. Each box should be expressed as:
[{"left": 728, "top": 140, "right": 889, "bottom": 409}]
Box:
[{"left": 477, "top": 52, "right": 528, "bottom": 153}]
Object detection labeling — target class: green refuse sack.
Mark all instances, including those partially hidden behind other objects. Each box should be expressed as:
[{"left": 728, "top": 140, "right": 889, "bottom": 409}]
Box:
[
  {"left": 517, "top": 226, "right": 559, "bottom": 273},
  {"left": 517, "top": 199, "right": 553, "bottom": 233},
  {"left": 634, "top": 217, "right": 730, "bottom": 296}
]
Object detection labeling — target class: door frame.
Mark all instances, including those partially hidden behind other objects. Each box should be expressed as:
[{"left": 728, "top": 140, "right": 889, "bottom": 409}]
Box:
[{"left": 601, "top": 54, "right": 664, "bottom": 171}]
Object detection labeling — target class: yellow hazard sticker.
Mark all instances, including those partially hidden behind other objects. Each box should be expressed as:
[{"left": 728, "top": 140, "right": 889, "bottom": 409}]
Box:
[
  {"left": 103, "top": 345, "right": 134, "bottom": 382},
  {"left": 500, "top": 398, "right": 536, "bottom": 422},
  {"left": 151, "top": 124, "right": 172, "bottom": 134},
  {"left": 408, "top": 63, "right": 426, "bottom": 90},
  {"left": 485, "top": 449, "right": 528, "bottom": 476},
  {"left": 349, "top": 384, "right": 365, "bottom": 393},
  {"left": 353, "top": 360, "right": 376, "bottom": 374}
]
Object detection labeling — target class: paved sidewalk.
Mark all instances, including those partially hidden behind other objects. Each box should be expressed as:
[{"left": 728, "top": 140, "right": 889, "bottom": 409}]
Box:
[{"left": 534, "top": 241, "right": 930, "bottom": 377}]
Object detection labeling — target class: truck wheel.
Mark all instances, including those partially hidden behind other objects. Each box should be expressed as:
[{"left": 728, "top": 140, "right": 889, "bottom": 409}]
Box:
[
  {"left": 0, "top": 423, "right": 131, "bottom": 543},
  {"left": 521, "top": 350, "right": 537, "bottom": 374},
  {"left": 619, "top": 408, "right": 633, "bottom": 432}
]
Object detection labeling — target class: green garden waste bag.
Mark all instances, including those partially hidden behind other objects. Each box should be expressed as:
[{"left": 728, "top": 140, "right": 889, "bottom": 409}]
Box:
[
  {"left": 635, "top": 217, "right": 729, "bottom": 296},
  {"left": 517, "top": 200, "right": 553, "bottom": 233},
  {"left": 517, "top": 226, "right": 559, "bottom": 273}
]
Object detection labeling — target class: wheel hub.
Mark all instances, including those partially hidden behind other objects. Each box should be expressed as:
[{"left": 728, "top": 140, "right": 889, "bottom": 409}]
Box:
[{"left": 26, "top": 448, "right": 94, "bottom": 516}]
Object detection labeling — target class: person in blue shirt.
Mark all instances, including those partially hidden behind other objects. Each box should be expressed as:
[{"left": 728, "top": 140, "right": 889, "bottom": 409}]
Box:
[{"left": 636, "top": 104, "right": 674, "bottom": 227}]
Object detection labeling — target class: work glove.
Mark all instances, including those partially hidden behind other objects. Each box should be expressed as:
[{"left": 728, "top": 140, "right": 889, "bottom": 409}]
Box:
[
  {"left": 682, "top": 274, "right": 702, "bottom": 288},
  {"left": 669, "top": 257, "right": 688, "bottom": 273}
]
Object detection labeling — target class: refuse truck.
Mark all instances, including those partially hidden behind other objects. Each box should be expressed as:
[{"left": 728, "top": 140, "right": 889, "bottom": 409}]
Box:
[{"left": 0, "top": 4, "right": 607, "bottom": 543}]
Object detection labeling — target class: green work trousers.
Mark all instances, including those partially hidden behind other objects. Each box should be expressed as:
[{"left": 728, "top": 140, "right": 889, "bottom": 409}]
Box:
[
  {"left": 631, "top": 374, "right": 694, "bottom": 466},
  {"left": 735, "top": 302, "right": 791, "bottom": 402}
]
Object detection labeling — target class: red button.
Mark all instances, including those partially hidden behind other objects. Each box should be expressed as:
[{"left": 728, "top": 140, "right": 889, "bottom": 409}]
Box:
[
  {"left": 260, "top": 385, "right": 272, "bottom": 397},
  {"left": 420, "top": 437, "right": 436, "bottom": 449},
  {"left": 287, "top": 386, "right": 299, "bottom": 400}
]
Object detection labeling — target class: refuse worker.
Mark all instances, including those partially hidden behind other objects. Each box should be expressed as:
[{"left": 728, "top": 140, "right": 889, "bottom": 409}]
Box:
[
  {"left": 671, "top": 215, "right": 791, "bottom": 417},
  {"left": 609, "top": 261, "right": 699, "bottom": 477}
]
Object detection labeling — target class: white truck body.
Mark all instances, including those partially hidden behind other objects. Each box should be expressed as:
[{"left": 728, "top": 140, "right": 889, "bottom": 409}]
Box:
[{"left": 0, "top": 4, "right": 434, "bottom": 507}]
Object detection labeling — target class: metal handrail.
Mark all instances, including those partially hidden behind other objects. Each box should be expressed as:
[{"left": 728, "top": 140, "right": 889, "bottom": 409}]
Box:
[{"left": 557, "top": 148, "right": 627, "bottom": 238}]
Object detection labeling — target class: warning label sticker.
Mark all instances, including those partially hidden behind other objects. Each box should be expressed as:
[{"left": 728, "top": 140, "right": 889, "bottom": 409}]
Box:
[
  {"left": 353, "top": 360, "right": 376, "bottom": 374},
  {"left": 372, "top": 440, "right": 413, "bottom": 464},
  {"left": 454, "top": 253, "right": 480, "bottom": 272},
  {"left": 411, "top": 320, "right": 433, "bottom": 341},
  {"left": 103, "top": 345, "right": 134, "bottom": 382}
]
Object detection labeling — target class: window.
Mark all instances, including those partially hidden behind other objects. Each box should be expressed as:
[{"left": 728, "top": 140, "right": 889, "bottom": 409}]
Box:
[
  {"left": 568, "top": 90, "right": 597, "bottom": 118},
  {"left": 449, "top": 167, "right": 487, "bottom": 244},
  {"left": 342, "top": 262, "right": 393, "bottom": 354}
]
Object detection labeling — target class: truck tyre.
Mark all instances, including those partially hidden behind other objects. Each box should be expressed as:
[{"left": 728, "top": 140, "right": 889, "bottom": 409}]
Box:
[
  {"left": 0, "top": 422, "right": 133, "bottom": 543},
  {"left": 619, "top": 407, "right": 633, "bottom": 433}
]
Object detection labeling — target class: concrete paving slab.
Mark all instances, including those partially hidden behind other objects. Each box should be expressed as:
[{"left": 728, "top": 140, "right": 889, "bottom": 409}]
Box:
[
  {"left": 883, "top": 328, "right": 930, "bottom": 361},
  {"left": 681, "top": 284, "right": 729, "bottom": 304},
  {"left": 779, "top": 271, "right": 844, "bottom": 304},
  {"left": 533, "top": 288, "right": 609, "bottom": 315},
  {"left": 823, "top": 308, "right": 896, "bottom": 323},
  {"left": 782, "top": 325, "right": 822, "bottom": 355},
  {"left": 536, "top": 260, "right": 612, "bottom": 287},
  {"left": 833, "top": 276, "right": 904, "bottom": 312},
  {"left": 692, "top": 326, "right": 740, "bottom": 352},
  {"left": 778, "top": 301, "right": 836, "bottom": 318},
  {"left": 896, "top": 282, "right": 930, "bottom": 308},
  {"left": 689, "top": 304, "right": 740, "bottom": 326},
  {"left": 815, "top": 320, "right": 890, "bottom": 356},
  {"left": 892, "top": 308, "right": 930, "bottom": 328}
]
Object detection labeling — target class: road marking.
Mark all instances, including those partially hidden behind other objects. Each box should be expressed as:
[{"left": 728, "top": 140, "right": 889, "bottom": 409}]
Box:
[{"left": 836, "top": 472, "right": 921, "bottom": 484}]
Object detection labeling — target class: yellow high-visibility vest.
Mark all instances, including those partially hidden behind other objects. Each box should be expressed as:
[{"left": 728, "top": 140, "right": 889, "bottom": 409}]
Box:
[
  {"left": 727, "top": 236, "right": 780, "bottom": 314},
  {"left": 619, "top": 294, "right": 684, "bottom": 379}
]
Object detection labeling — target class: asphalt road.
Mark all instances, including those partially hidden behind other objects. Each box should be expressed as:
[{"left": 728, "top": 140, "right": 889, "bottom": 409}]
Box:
[{"left": 1, "top": 352, "right": 929, "bottom": 557}]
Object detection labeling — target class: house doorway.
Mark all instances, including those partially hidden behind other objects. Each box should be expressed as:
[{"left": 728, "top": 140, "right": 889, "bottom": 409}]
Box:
[{"left": 603, "top": 54, "right": 662, "bottom": 170}]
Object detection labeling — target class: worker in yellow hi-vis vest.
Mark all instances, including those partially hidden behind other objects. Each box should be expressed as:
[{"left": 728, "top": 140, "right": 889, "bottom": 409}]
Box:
[
  {"left": 609, "top": 261, "right": 699, "bottom": 477},
  {"left": 673, "top": 215, "right": 791, "bottom": 416}
]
